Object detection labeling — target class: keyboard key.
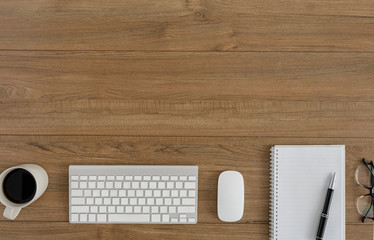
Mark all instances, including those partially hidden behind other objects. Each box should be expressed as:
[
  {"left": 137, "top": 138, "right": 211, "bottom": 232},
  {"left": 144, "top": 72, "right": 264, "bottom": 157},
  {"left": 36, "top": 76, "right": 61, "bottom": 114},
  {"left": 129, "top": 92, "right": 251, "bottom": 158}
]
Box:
[
  {"left": 80, "top": 182, "right": 87, "bottom": 188},
  {"left": 175, "top": 182, "right": 183, "bottom": 188},
  {"left": 134, "top": 176, "right": 142, "bottom": 180},
  {"left": 102, "top": 190, "right": 109, "bottom": 197},
  {"left": 95, "top": 198, "right": 102, "bottom": 205},
  {"left": 167, "top": 182, "right": 174, "bottom": 188},
  {"left": 117, "top": 206, "right": 124, "bottom": 213},
  {"left": 114, "top": 182, "right": 122, "bottom": 188},
  {"left": 119, "top": 190, "right": 126, "bottom": 197},
  {"left": 180, "top": 190, "right": 187, "bottom": 197},
  {"left": 112, "top": 198, "right": 120, "bottom": 205},
  {"left": 143, "top": 206, "right": 150, "bottom": 213},
  {"left": 108, "top": 206, "right": 115, "bottom": 213},
  {"left": 145, "top": 190, "right": 152, "bottom": 197},
  {"left": 80, "top": 214, "right": 87, "bottom": 221},
  {"left": 130, "top": 198, "right": 137, "bottom": 205},
  {"left": 164, "top": 198, "right": 172, "bottom": 205},
  {"left": 162, "top": 190, "right": 170, "bottom": 197},
  {"left": 143, "top": 176, "right": 151, "bottom": 180},
  {"left": 97, "top": 214, "right": 107, "bottom": 222},
  {"left": 158, "top": 182, "right": 166, "bottom": 189},
  {"left": 121, "top": 198, "right": 128, "bottom": 205},
  {"left": 162, "top": 214, "right": 170, "bottom": 222},
  {"left": 134, "top": 206, "right": 142, "bottom": 213},
  {"left": 99, "top": 206, "right": 107, "bottom": 213},
  {"left": 132, "top": 182, "right": 139, "bottom": 189},
  {"left": 89, "top": 214, "right": 96, "bottom": 222},
  {"left": 151, "top": 214, "right": 161, "bottom": 222},
  {"left": 125, "top": 206, "right": 133, "bottom": 213},
  {"left": 154, "top": 190, "right": 161, "bottom": 197},
  {"left": 189, "top": 176, "right": 196, "bottom": 181},
  {"left": 180, "top": 214, "right": 187, "bottom": 218},
  {"left": 152, "top": 176, "right": 160, "bottom": 181},
  {"left": 89, "top": 176, "right": 97, "bottom": 180},
  {"left": 71, "top": 198, "right": 85, "bottom": 205},
  {"left": 106, "top": 182, "right": 114, "bottom": 188},
  {"left": 104, "top": 198, "right": 111, "bottom": 204},
  {"left": 140, "top": 182, "right": 148, "bottom": 189},
  {"left": 149, "top": 182, "right": 157, "bottom": 188},
  {"left": 98, "top": 176, "right": 105, "bottom": 180},
  {"left": 97, "top": 182, "right": 105, "bottom": 188},
  {"left": 136, "top": 190, "right": 144, "bottom": 197},
  {"left": 110, "top": 190, "right": 118, "bottom": 197},
  {"left": 123, "top": 182, "right": 131, "bottom": 189},
  {"left": 182, "top": 198, "right": 195, "bottom": 205},
  {"left": 80, "top": 176, "right": 88, "bottom": 180},
  {"left": 171, "top": 218, "right": 178, "bottom": 222},
  {"left": 178, "top": 206, "right": 195, "bottom": 213},
  {"left": 109, "top": 214, "right": 150, "bottom": 223},
  {"left": 71, "top": 206, "right": 89, "bottom": 213},
  {"left": 71, "top": 182, "right": 79, "bottom": 188},
  {"left": 86, "top": 198, "right": 94, "bottom": 205},
  {"left": 160, "top": 206, "right": 168, "bottom": 213},
  {"left": 169, "top": 206, "right": 176, "bottom": 213},
  {"left": 91, "top": 206, "right": 98, "bottom": 213},
  {"left": 71, "top": 190, "right": 83, "bottom": 197},
  {"left": 151, "top": 206, "right": 159, "bottom": 213},
  {"left": 93, "top": 190, "right": 100, "bottom": 197},
  {"left": 180, "top": 176, "right": 187, "bottom": 181},
  {"left": 170, "top": 176, "right": 178, "bottom": 180},
  {"left": 71, "top": 214, "right": 79, "bottom": 222},
  {"left": 156, "top": 198, "right": 163, "bottom": 205},
  {"left": 161, "top": 176, "right": 169, "bottom": 181},
  {"left": 171, "top": 190, "right": 179, "bottom": 197},
  {"left": 88, "top": 182, "right": 96, "bottom": 188},
  {"left": 188, "top": 218, "right": 195, "bottom": 223},
  {"left": 84, "top": 190, "right": 92, "bottom": 197},
  {"left": 184, "top": 182, "right": 196, "bottom": 189},
  {"left": 116, "top": 176, "right": 124, "bottom": 181},
  {"left": 107, "top": 176, "right": 115, "bottom": 180},
  {"left": 71, "top": 176, "right": 79, "bottom": 180},
  {"left": 173, "top": 198, "right": 181, "bottom": 205},
  {"left": 180, "top": 218, "right": 187, "bottom": 222},
  {"left": 125, "top": 176, "right": 133, "bottom": 181},
  {"left": 189, "top": 190, "right": 196, "bottom": 197},
  {"left": 138, "top": 198, "right": 146, "bottom": 205},
  {"left": 147, "top": 198, "right": 154, "bottom": 205}
]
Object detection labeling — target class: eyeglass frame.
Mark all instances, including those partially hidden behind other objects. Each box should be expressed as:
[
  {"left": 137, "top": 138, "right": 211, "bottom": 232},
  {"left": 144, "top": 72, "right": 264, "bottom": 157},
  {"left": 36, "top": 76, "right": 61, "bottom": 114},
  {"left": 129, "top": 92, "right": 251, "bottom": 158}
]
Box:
[{"left": 356, "top": 158, "right": 374, "bottom": 223}]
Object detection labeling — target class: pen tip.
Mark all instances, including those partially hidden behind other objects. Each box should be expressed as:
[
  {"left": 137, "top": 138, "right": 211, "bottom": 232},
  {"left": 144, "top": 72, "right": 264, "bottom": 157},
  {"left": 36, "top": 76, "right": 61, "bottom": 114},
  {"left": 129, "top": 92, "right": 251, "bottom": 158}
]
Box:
[{"left": 329, "top": 172, "right": 336, "bottom": 189}]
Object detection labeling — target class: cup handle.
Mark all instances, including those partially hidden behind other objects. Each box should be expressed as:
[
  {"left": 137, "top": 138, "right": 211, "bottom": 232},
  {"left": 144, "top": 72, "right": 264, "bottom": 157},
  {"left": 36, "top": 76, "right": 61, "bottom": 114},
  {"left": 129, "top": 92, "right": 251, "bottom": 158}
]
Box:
[{"left": 3, "top": 206, "right": 21, "bottom": 220}]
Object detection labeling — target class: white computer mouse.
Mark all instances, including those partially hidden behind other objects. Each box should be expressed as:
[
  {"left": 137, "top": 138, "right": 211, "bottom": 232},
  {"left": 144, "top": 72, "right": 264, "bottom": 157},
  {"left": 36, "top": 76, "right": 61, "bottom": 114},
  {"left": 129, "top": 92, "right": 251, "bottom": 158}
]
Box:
[{"left": 217, "top": 170, "right": 244, "bottom": 222}]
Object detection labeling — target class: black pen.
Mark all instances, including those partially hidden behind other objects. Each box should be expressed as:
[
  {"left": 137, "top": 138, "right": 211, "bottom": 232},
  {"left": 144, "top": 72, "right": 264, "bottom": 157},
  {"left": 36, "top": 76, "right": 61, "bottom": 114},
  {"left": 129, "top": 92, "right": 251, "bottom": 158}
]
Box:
[{"left": 316, "top": 172, "right": 336, "bottom": 240}]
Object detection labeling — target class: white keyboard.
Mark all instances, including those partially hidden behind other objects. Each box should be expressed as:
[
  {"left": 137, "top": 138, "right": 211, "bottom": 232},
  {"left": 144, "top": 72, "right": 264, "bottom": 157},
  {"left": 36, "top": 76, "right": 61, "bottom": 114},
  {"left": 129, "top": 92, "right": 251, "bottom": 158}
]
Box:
[{"left": 69, "top": 165, "right": 198, "bottom": 224}]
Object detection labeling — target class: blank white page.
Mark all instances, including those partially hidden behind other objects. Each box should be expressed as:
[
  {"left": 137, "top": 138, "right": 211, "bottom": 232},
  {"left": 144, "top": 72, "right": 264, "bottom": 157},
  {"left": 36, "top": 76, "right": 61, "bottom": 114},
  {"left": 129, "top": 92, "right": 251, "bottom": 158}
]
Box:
[{"left": 271, "top": 145, "right": 345, "bottom": 240}]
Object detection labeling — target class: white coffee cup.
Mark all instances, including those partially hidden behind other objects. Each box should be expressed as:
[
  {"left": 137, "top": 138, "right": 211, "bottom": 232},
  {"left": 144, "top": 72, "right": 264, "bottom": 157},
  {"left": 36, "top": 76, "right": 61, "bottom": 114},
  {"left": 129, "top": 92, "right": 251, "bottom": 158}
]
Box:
[{"left": 0, "top": 164, "right": 48, "bottom": 220}]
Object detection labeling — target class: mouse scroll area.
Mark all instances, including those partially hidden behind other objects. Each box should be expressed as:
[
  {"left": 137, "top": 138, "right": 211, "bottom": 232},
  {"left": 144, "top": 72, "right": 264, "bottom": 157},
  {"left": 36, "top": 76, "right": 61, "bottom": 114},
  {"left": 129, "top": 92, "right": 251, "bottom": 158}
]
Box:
[{"left": 217, "top": 171, "right": 244, "bottom": 222}]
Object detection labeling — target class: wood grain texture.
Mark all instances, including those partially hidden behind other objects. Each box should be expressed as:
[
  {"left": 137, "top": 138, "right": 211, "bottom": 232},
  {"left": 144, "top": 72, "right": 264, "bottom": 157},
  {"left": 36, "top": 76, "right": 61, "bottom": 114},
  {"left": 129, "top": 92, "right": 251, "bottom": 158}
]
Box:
[
  {"left": 0, "top": 136, "right": 373, "bottom": 239},
  {"left": 0, "top": 222, "right": 371, "bottom": 240},
  {"left": 0, "top": 0, "right": 374, "bottom": 51},
  {"left": 1, "top": 51, "right": 374, "bottom": 137}
]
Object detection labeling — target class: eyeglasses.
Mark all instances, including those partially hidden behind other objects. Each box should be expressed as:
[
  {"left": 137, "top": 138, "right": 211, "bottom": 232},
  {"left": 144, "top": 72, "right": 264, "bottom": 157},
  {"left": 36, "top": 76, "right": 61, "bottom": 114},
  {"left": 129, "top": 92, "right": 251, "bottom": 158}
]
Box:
[{"left": 355, "top": 158, "right": 374, "bottom": 222}]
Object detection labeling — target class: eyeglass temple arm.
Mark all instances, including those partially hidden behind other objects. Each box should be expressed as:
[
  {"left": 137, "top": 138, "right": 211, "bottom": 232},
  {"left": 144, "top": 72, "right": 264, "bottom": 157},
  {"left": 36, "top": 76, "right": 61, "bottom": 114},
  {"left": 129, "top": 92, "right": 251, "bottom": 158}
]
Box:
[{"left": 362, "top": 158, "right": 374, "bottom": 186}]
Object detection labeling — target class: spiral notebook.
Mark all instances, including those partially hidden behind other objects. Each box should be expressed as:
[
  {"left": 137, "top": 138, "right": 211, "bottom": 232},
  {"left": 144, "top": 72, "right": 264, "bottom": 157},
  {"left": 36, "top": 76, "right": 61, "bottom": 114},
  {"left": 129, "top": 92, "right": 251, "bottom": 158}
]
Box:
[{"left": 270, "top": 145, "right": 345, "bottom": 240}]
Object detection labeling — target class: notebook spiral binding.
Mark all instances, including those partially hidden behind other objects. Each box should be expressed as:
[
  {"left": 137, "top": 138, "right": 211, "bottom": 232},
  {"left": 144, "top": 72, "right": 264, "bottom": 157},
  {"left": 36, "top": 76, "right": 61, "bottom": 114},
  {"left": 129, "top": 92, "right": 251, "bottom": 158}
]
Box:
[{"left": 270, "top": 147, "right": 279, "bottom": 240}]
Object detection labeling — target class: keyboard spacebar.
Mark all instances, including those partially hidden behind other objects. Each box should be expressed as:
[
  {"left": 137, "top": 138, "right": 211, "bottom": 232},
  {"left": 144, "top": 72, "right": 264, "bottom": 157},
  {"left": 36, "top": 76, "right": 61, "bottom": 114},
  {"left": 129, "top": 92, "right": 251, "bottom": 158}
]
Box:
[{"left": 108, "top": 214, "right": 150, "bottom": 223}]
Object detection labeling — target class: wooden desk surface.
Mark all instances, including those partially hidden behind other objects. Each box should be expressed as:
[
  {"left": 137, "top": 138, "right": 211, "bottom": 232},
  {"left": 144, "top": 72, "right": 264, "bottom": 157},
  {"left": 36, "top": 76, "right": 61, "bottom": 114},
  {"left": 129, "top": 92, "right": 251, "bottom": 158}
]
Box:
[{"left": 1, "top": 0, "right": 374, "bottom": 239}]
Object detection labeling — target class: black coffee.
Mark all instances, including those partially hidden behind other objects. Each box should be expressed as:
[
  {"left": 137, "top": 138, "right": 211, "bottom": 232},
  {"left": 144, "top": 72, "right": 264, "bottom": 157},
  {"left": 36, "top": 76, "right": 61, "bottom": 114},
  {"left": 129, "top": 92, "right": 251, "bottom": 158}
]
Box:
[{"left": 3, "top": 168, "right": 37, "bottom": 204}]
